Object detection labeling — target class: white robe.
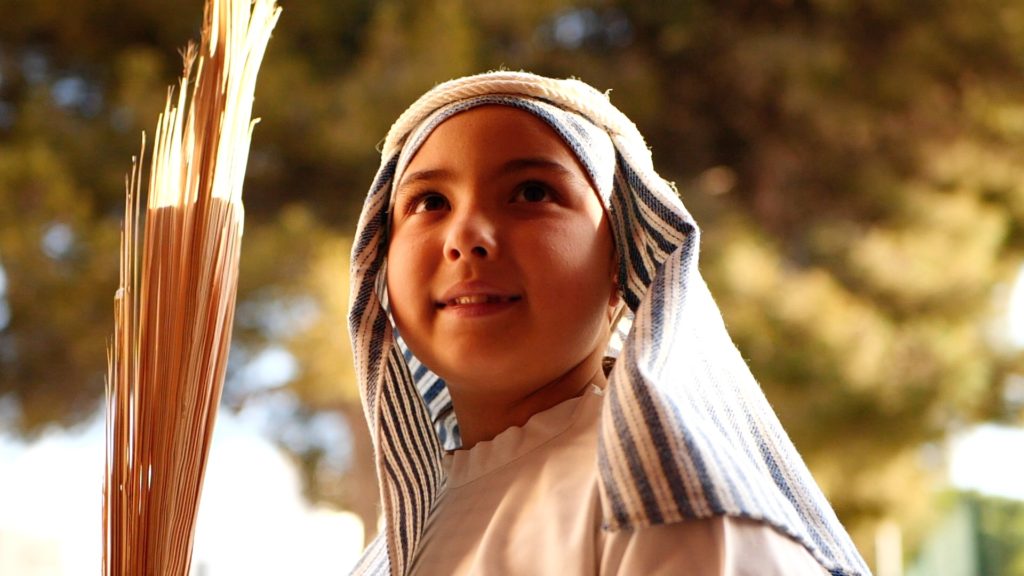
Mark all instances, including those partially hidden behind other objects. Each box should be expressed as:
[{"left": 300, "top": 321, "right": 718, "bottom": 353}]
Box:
[{"left": 409, "top": 378, "right": 829, "bottom": 575}]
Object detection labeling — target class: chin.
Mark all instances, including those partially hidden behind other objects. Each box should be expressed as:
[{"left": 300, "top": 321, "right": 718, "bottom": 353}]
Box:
[{"left": 437, "top": 358, "right": 543, "bottom": 395}]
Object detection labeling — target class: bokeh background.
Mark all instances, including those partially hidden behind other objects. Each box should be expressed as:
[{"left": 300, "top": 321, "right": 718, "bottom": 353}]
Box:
[{"left": 1, "top": 0, "right": 1023, "bottom": 574}]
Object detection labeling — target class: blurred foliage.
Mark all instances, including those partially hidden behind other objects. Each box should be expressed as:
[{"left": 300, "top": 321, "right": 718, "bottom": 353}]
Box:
[
  {"left": 1, "top": 0, "right": 1023, "bottom": 558},
  {"left": 908, "top": 491, "right": 1024, "bottom": 575},
  {"left": 973, "top": 492, "right": 1024, "bottom": 575}
]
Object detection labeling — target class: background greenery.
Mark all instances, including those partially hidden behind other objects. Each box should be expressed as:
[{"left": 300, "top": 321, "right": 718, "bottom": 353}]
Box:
[{"left": 1, "top": 0, "right": 1023, "bottom": 568}]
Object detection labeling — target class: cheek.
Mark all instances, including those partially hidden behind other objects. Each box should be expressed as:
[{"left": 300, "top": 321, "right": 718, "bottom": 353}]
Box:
[
  {"left": 569, "top": 218, "right": 614, "bottom": 281},
  {"left": 386, "top": 236, "right": 431, "bottom": 321},
  {"left": 533, "top": 221, "right": 614, "bottom": 303}
]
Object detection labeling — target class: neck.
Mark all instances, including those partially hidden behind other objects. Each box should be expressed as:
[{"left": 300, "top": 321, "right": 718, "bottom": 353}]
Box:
[{"left": 449, "top": 345, "right": 608, "bottom": 450}]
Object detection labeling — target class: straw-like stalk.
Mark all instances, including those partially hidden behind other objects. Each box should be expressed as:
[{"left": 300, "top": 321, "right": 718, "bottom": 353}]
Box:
[{"left": 103, "top": 1, "right": 280, "bottom": 574}]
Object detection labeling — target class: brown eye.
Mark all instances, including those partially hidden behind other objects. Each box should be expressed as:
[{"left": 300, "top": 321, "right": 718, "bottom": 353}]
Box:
[
  {"left": 513, "top": 181, "right": 553, "bottom": 203},
  {"left": 412, "top": 192, "right": 449, "bottom": 213}
]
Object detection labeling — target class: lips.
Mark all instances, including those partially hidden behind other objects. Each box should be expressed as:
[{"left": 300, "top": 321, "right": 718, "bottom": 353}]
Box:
[
  {"left": 436, "top": 281, "right": 522, "bottom": 309},
  {"left": 440, "top": 294, "right": 522, "bottom": 308}
]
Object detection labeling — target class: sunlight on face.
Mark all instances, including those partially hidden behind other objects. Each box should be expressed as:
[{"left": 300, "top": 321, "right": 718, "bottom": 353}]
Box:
[{"left": 386, "top": 105, "right": 616, "bottom": 402}]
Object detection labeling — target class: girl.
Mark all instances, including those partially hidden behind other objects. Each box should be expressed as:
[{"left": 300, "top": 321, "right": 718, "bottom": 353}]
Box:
[{"left": 348, "top": 72, "right": 869, "bottom": 575}]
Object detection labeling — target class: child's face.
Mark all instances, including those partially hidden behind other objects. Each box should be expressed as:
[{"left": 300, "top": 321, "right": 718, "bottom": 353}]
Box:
[{"left": 387, "top": 105, "right": 616, "bottom": 400}]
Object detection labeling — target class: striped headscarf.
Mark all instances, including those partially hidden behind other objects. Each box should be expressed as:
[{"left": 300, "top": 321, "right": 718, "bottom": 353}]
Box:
[{"left": 348, "top": 71, "right": 870, "bottom": 576}]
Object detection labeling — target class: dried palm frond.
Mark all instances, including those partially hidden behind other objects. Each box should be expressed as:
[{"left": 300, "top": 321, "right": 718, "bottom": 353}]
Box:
[{"left": 103, "top": 1, "right": 280, "bottom": 574}]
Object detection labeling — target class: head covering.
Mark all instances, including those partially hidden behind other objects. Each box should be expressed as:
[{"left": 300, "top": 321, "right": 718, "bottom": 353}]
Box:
[{"left": 348, "top": 71, "right": 870, "bottom": 576}]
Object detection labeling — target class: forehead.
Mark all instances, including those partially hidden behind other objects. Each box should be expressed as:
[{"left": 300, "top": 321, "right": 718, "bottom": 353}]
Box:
[
  {"left": 404, "top": 105, "right": 584, "bottom": 171},
  {"left": 389, "top": 97, "right": 621, "bottom": 217}
]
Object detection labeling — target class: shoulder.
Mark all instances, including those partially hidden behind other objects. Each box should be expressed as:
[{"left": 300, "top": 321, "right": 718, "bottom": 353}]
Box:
[{"left": 599, "top": 515, "right": 830, "bottom": 576}]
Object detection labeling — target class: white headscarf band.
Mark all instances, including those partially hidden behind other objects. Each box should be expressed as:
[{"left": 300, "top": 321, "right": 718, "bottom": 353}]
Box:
[{"left": 348, "top": 71, "right": 869, "bottom": 576}]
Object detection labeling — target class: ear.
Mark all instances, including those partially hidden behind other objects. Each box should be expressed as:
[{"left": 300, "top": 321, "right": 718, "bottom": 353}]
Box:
[
  {"left": 608, "top": 272, "right": 623, "bottom": 323},
  {"left": 609, "top": 247, "right": 621, "bottom": 307}
]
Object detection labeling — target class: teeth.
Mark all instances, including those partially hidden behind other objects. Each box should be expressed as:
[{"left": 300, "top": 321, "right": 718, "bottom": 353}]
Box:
[
  {"left": 447, "top": 295, "right": 519, "bottom": 306},
  {"left": 452, "top": 295, "right": 497, "bottom": 305}
]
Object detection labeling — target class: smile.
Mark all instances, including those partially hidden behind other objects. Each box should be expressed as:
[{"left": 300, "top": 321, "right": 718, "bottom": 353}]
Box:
[{"left": 437, "top": 294, "right": 522, "bottom": 309}]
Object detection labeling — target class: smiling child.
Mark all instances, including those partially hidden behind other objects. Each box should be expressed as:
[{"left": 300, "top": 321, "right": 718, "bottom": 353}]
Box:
[
  {"left": 348, "top": 72, "right": 869, "bottom": 575},
  {"left": 387, "top": 105, "right": 617, "bottom": 452}
]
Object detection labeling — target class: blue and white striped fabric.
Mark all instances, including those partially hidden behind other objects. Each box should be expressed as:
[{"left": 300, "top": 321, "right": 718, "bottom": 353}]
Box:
[{"left": 347, "top": 71, "right": 870, "bottom": 576}]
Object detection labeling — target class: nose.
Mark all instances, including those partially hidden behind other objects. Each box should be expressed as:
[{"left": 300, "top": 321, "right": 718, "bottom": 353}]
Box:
[{"left": 443, "top": 207, "right": 498, "bottom": 262}]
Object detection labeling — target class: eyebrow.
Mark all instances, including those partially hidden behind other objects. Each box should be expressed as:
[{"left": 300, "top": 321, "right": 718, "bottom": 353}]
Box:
[
  {"left": 498, "top": 157, "right": 577, "bottom": 178},
  {"left": 397, "top": 156, "right": 585, "bottom": 192},
  {"left": 396, "top": 168, "right": 454, "bottom": 192},
  {"left": 497, "top": 157, "right": 593, "bottom": 191}
]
